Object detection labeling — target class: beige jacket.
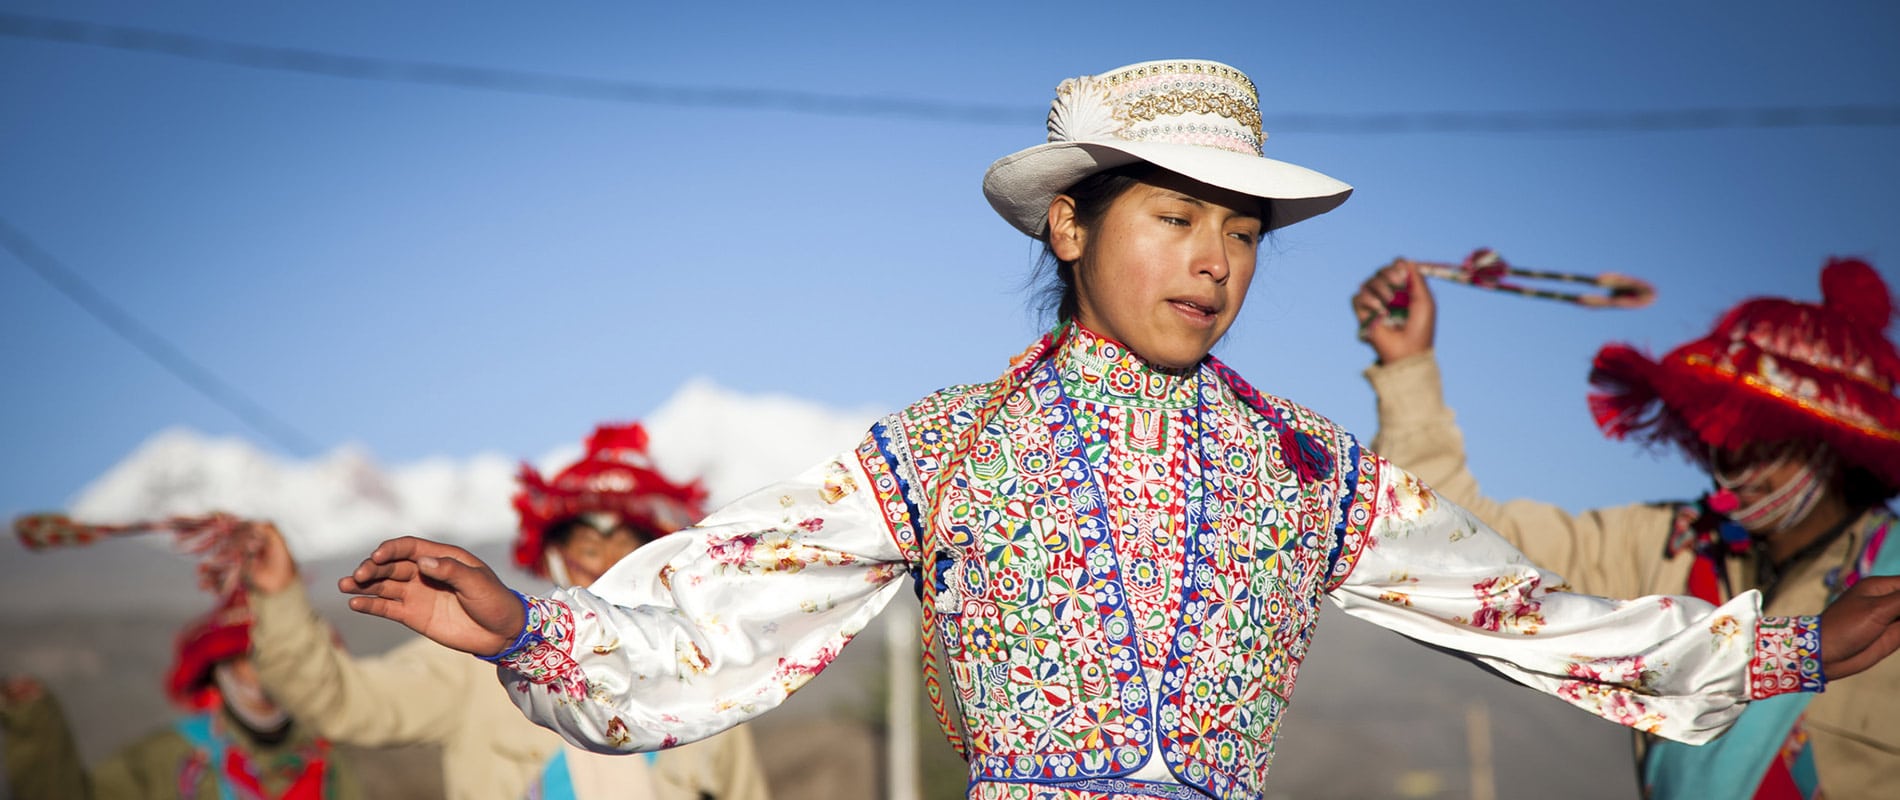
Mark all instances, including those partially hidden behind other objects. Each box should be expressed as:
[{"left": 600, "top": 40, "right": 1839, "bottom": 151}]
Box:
[
  {"left": 1366, "top": 351, "right": 1900, "bottom": 799},
  {"left": 249, "top": 585, "right": 769, "bottom": 800}
]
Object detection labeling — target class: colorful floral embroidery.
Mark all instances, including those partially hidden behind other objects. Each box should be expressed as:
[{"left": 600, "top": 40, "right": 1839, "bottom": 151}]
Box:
[
  {"left": 1463, "top": 573, "right": 1548, "bottom": 634},
  {"left": 1749, "top": 615, "right": 1825, "bottom": 698},
  {"left": 704, "top": 528, "right": 861, "bottom": 574},
  {"left": 863, "top": 328, "right": 1361, "bottom": 799},
  {"left": 500, "top": 597, "right": 590, "bottom": 703},
  {"left": 1556, "top": 681, "right": 1666, "bottom": 734}
]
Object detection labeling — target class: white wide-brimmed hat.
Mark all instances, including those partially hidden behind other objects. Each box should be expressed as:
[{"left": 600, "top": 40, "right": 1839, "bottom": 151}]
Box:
[{"left": 983, "top": 59, "right": 1352, "bottom": 237}]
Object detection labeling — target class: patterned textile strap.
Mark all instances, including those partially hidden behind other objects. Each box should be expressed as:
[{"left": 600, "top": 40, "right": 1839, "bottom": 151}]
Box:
[
  {"left": 13, "top": 512, "right": 266, "bottom": 597},
  {"left": 915, "top": 324, "right": 1069, "bottom": 760}
]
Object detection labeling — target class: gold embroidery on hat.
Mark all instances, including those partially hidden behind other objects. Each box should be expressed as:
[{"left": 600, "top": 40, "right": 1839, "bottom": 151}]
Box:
[
  {"left": 1116, "top": 89, "right": 1264, "bottom": 148},
  {"left": 1684, "top": 354, "right": 1899, "bottom": 441}
]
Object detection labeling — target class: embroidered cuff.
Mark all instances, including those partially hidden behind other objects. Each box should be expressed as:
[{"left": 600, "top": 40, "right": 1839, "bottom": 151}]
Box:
[
  {"left": 1749, "top": 615, "right": 1826, "bottom": 699},
  {"left": 493, "top": 595, "right": 591, "bottom": 702},
  {"left": 477, "top": 590, "right": 542, "bottom": 663}
]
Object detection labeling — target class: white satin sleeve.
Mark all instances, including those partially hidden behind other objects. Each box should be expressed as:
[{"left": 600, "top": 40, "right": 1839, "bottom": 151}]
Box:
[
  {"left": 494, "top": 449, "right": 913, "bottom": 753},
  {"left": 1327, "top": 457, "right": 1823, "bottom": 745}
]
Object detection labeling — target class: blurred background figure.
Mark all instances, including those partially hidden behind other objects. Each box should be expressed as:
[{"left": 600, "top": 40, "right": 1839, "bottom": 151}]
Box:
[
  {"left": 2, "top": 590, "right": 359, "bottom": 800},
  {"left": 1353, "top": 256, "right": 1900, "bottom": 798},
  {"left": 244, "top": 423, "right": 769, "bottom": 800}
]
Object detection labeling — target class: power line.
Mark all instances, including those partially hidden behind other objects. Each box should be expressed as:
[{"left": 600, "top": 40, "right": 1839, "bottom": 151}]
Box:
[
  {"left": 0, "top": 12, "right": 1019, "bottom": 125},
  {"left": 0, "top": 216, "right": 321, "bottom": 455},
  {"left": 4, "top": 11, "right": 1898, "bottom": 134}
]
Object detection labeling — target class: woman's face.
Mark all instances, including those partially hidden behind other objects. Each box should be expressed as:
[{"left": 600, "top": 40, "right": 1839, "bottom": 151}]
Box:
[{"left": 1050, "top": 171, "right": 1264, "bottom": 370}]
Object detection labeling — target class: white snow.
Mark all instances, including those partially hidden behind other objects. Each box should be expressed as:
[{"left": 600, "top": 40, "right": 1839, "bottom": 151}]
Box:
[{"left": 64, "top": 379, "right": 881, "bottom": 561}]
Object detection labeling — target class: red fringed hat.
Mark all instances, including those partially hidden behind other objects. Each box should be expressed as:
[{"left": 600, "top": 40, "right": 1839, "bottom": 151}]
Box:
[
  {"left": 1589, "top": 257, "right": 1900, "bottom": 489},
  {"left": 510, "top": 422, "right": 707, "bottom": 577},
  {"left": 166, "top": 592, "right": 253, "bottom": 710}
]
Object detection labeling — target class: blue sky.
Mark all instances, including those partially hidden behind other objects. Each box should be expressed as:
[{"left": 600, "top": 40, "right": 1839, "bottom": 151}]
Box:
[{"left": 3, "top": 1, "right": 1897, "bottom": 523}]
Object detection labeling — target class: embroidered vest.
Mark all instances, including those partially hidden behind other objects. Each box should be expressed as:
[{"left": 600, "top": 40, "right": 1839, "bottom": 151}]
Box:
[{"left": 858, "top": 329, "right": 1380, "bottom": 799}]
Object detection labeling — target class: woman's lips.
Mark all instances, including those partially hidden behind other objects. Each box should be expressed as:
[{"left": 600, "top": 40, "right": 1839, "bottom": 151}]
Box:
[{"left": 1169, "top": 299, "right": 1219, "bottom": 325}]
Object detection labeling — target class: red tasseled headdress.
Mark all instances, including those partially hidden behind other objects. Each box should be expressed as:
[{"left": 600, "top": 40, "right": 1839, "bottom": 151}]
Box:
[
  {"left": 166, "top": 592, "right": 253, "bottom": 710},
  {"left": 1588, "top": 257, "right": 1900, "bottom": 490},
  {"left": 510, "top": 422, "right": 707, "bottom": 577}
]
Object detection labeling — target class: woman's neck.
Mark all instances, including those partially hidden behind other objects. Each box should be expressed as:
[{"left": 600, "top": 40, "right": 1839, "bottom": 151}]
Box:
[{"left": 1057, "top": 324, "right": 1201, "bottom": 408}]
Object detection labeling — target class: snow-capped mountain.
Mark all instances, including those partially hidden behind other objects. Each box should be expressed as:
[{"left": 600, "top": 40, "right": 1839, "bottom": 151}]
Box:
[{"left": 62, "top": 379, "right": 880, "bottom": 561}]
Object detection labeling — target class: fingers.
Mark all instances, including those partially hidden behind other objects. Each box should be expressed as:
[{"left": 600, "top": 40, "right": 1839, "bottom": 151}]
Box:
[
  {"left": 369, "top": 536, "right": 481, "bottom": 568},
  {"left": 1353, "top": 259, "right": 1416, "bottom": 325},
  {"left": 345, "top": 594, "right": 402, "bottom": 620},
  {"left": 340, "top": 559, "right": 419, "bottom": 596},
  {"left": 1850, "top": 574, "right": 1900, "bottom": 600},
  {"left": 417, "top": 554, "right": 486, "bottom": 589}
]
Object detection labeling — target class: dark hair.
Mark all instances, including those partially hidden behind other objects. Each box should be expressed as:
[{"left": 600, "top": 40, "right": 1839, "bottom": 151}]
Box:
[
  {"left": 1842, "top": 465, "right": 1899, "bottom": 508},
  {"left": 1028, "top": 164, "right": 1273, "bottom": 325}
]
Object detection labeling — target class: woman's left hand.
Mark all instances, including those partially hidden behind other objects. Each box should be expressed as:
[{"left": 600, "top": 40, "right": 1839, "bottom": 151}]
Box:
[
  {"left": 1818, "top": 574, "right": 1900, "bottom": 680},
  {"left": 339, "top": 536, "right": 528, "bottom": 659}
]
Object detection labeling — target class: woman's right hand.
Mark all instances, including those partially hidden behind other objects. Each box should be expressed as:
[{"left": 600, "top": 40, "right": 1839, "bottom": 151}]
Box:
[
  {"left": 1352, "top": 258, "right": 1436, "bottom": 364},
  {"left": 339, "top": 537, "right": 528, "bottom": 658}
]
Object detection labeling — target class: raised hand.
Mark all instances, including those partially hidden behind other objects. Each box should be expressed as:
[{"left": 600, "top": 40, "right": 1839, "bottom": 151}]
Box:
[
  {"left": 240, "top": 521, "right": 300, "bottom": 595},
  {"left": 1819, "top": 574, "right": 1900, "bottom": 681},
  {"left": 339, "top": 537, "right": 528, "bottom": 658},
  {"left": 1352, "top": 258, "right": 1436, "bottom": 364}
]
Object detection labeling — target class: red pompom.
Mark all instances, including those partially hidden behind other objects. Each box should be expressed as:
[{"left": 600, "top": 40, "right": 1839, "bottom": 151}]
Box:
[
  {"left": 586, "top": 422, "right": 651, "bottom": 453},
  {"left": 1820, "top": 257, "right": 1893, "bottom": 332}
]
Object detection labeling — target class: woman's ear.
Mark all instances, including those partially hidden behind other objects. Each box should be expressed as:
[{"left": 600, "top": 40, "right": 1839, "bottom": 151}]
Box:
[{"left": 1047, "top": 194, "right": 1085, "bottom": 263}]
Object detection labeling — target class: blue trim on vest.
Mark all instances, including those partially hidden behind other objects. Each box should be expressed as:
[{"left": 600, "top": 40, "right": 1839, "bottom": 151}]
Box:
[
  {"left": 869, "top": 419, "right": 929, "bottom": 601},
  {"left": 1324, "top": 438, "right": 1362, "bottom": 582},
  {"left": 172, "top": 713, "right": 236, "bottom": 800}
]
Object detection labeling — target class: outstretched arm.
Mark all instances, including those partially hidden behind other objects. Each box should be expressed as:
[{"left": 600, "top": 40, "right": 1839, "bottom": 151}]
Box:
[
  {"left": 1330, "top": 454, "right": 1900, "bottom": 744},
  {"left": 341, "top": 448, "right": 912, "bottom": 753}
]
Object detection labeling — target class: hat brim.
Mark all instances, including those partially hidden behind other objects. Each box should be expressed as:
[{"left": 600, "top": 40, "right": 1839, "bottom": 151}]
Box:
[
  {"left": 1590, "top": 343, "right": 1900, "bottom": 490},
  {"left": 982, "top": 140, "right": 1352, "bottom": 238}
]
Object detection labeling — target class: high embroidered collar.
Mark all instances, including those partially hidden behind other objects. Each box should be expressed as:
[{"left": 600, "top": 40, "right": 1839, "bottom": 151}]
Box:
[{"left": 1055, "top": 326, "right": 1201, "bottom": 409}]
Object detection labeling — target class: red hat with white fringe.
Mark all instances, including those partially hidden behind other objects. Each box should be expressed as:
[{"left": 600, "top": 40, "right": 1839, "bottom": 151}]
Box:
[
  {"left": 1589, "top": 257, "right": 1900, "bottom": 490},
  {"left": 510, "top": 422, "right": 707, "bottom": 578}
]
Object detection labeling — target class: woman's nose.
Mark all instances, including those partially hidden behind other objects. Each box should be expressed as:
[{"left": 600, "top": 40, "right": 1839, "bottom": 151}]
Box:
[{"left": 1193, "top": 230, "right": 1231, "bottom": 283}]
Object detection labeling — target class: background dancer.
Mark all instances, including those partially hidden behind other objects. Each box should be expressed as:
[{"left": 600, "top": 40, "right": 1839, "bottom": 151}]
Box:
[
  {"left": 245, "top": 423, "right": 768, "bottom": 800},
  {"left": 2, "top": 590, "right": 358, "bottom": 800},
  {"left": 1353, "top": 255, "right": 1900, "bottom": 798}
]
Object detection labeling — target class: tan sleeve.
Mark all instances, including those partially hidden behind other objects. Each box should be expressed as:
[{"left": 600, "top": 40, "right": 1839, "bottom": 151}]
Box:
[
  {"left": 706, "top": 724, "right": 771, "bottom": 800},
  {"left": 1364, "top": 351, "right": 1680, "bottom": 600},
  {"left": 0, "top": 689, "right": 92, "bottom": 800},
  {"left": 248, "top": 583, "right": 468, "bottom": 747}
]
